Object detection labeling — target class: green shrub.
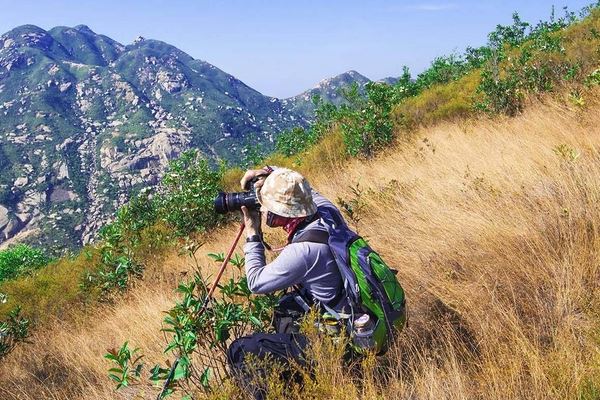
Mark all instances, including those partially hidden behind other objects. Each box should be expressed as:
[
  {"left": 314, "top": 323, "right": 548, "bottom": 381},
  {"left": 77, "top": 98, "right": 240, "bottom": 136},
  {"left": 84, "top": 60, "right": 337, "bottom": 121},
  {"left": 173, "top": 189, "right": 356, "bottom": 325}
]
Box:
[
  {"left": 275, "top": 126, "right": 318, "bottom": 157},
  {"left": 275, "top": 96, "right": 341, "bottom": 158},
  {"left": 82, "top": 150, "right": 224, "bottom": 299},
  {"left": 241, "top": 143, "right": 267, "bottom": 168},
  {"left": 81, "top": 190, "right": 160, "bottom": 298},
  {"left": 338, "top": 82, "right": 396, "bottom": 156},
  {"left": 106, "top": 250, "right": 281, "bottom": 396},
  {"left": 0, "top": 306, "right": 30, "bottom": 359},
  {"left": 475, "top": 6, "right": 588, "bottom": 115},
  {"left": 0, "top": 244, "right": 52, "bottom": 282},
  {"left": 157, "top": 149, "right": 225, "bottom": 236},
  {"left": 111, "top": 189, "right": 159, "bottom": 246}
]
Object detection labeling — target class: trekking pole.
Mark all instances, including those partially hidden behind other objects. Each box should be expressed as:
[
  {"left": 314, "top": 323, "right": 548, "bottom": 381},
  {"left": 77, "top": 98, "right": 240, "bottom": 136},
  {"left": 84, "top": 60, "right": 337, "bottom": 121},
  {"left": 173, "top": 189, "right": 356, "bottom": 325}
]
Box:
[
  {"left": 198, "top": 222, "right": 245, "bottom": 315},
  {"left": 157, "top": 222, "right": 245, "bottom": 400}
]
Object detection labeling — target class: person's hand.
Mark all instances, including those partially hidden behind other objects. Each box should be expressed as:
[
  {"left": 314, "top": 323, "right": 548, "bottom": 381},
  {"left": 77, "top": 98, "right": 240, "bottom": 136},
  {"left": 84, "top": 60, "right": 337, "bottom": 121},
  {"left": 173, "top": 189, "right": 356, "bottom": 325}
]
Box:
[
  {"left": 240, "top": 168, "right": 270, "bottom": 191},
  {"left": 241, "top": 206, "right": 262, "bottom": 237}
]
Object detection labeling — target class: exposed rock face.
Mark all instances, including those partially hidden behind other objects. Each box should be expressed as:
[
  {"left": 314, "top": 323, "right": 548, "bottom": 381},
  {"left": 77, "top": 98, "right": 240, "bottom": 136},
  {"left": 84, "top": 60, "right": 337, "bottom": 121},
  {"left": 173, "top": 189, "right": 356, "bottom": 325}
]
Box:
[
  {"left": 0, "top": 206, "right": 9, "bottom": 230},
  {"left": 14, "top": 177, "right": 29, "bottom": 187},
  {"left": 0, "top": 24, "right": 373, "bottom": 253},
  {"left": 2, "top": 218, "right": 22, "bottom": 240},
  {"left": 156, "top": 70, "right": 187, "bottom": 93}
]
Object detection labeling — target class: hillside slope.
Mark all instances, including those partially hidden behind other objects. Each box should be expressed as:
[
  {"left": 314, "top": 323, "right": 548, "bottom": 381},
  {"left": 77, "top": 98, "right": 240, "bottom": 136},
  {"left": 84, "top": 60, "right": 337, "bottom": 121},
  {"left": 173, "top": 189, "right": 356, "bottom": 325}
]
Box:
[{"left": 1, "top": 94, "right": 599, "bottom": 399}]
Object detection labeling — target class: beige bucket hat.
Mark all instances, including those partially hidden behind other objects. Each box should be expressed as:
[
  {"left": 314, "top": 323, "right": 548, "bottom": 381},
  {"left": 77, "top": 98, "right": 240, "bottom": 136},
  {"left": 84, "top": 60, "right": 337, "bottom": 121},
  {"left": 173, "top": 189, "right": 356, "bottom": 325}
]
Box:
[{"left": 257, "top": 168, "right": 317, "bottom": 217}]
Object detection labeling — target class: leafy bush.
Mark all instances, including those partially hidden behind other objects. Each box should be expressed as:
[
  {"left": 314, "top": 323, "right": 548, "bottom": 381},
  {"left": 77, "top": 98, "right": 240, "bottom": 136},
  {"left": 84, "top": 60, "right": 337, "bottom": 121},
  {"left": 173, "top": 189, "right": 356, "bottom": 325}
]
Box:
[
  {"left": 157, "top": 149, "right": 225, "bottom": 237},
  {"left": 275, "top": 126, "right": 318, "bottom": 157},
  {"left": 80, "top": 195, "right": 151, "bottom": 299},
  {"left": 475, "top": 7, "right": 584, "bottom": 115},
  {"left": 82, "top": 150, "right": 224, "bottom": 298},
  {"left": 241, "top": 143, "right": 267, "bottom": 168},
  {"left": 413, "top": 53, "right": 483, "bottom": 92},
  {"left": 104, "top": 341, "right": 144, "bottom": 389},
  {"left": 106, "top": 250, "right": 281, "bottom": 397},
  {"left": 275, "top": 96, "right": 340, "bottom": 158},
  {"left": 0, "top": 244, "right": 52, "bottom": 282},
  {"left": 585, "top": 68, "right": 600, "bottom": 86},
  {"left": 110, "top": 189, "right": 159, "bottom": 246},
  {"left": 0, "top": 306, "right": 30, "bottom": 359},
  {"left": 337, "top": 82, "right": 397, "bottom": 156}
]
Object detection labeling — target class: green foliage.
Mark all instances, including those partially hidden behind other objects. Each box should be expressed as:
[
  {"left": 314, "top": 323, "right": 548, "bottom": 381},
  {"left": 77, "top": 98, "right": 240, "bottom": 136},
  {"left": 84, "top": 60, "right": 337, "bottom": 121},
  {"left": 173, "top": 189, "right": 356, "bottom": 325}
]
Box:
[
  {"left": 152, "top": 254, "right": 280, "bottom": 396},
  {"left": 108, "top": 249, "right": 282, "bottom": 397},
  {"left": 82, "top": 150, "right": 224, "bottom": 297},
  {"left": 0, "top": 306, "right": 30, "bottom": 359},
  {"left": 241, "top": 143, "right": 267, "bottom": 169},
  {"left": 0, "top": 244, "right": 52, "bottom": 282},
  {"left": 104, "top": 341, "right": 144, "bottom": 389},
  {"left": 93, "top": 253, "right": 143, "bottom": 295},
  {"left": 275, "top": 126, "right": 318, "bottom": 157},
  {"left": 585, "top": 68, "right": 600, "bottom": 86},
  {"left": 413, "top": 53, "right": 481, "bottom": 92},
  {"left": 476, "top": 64, "right": 524, "bottom": 116},
  {"left": 158, "top": 149, "right": 225, "bottom": 237},
  {"left": 278, "top": 83, "right": 402, "bottom": 158},
  {"left": 274, "top": 95, "right": 340, "bottom": 158},
  {"left": 111, "top": 189, "right": 159, "bottom": 245},
  {"left": 488, "top": 12, "right": 531, "bottom": 49},
  {"left": 476, "top": 6, "right": 584, "bottom": 115},
  {"left": 80, "top": 192, "right": 153, "bottom": 298},
  {"left": 338, "top": 82, "right": 397, "bottom": 156}
]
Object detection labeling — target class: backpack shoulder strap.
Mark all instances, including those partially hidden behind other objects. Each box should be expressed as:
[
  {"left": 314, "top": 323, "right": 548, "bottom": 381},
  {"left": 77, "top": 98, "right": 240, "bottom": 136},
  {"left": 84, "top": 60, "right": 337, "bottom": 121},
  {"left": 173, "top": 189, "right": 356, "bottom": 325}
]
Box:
[{"left": 292, "top": 229, "right": 329, "bottom": 244}]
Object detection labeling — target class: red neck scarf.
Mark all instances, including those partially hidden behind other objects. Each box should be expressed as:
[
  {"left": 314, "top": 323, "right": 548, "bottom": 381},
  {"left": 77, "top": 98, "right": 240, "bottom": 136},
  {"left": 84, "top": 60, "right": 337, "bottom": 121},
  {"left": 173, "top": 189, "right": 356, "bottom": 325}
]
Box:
[
  {"left": 267, "top": 212, "right": 307, "bottom": 240},
  {"left": 283, "top": 217, "right": 307, "bottom": 240}
]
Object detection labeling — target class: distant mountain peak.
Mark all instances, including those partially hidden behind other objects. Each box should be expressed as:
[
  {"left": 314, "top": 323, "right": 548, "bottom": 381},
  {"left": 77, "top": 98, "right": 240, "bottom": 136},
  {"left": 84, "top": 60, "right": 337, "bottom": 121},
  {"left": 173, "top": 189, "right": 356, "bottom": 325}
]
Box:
[
  {"left": 6, "top": 24, "right": 47, "bottom": 35},
  {"left": 1, "top": 25, "right": 55, "bottom": 51},
  {"left": 133, "top": 35, "right": 146, "bottom": 44},
  {"left": 73, "top": 24, "right": 96, "bottom": 34},
  {"left": 314, "top": 70, "right": 370, "bottom": 89}
]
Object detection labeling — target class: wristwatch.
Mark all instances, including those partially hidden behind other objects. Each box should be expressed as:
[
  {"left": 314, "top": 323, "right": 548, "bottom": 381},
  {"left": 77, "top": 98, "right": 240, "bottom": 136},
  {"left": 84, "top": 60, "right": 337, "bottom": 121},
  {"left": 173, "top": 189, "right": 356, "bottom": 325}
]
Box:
[{"left": 246, "top": 234, "right": 262, "bottom": 243}]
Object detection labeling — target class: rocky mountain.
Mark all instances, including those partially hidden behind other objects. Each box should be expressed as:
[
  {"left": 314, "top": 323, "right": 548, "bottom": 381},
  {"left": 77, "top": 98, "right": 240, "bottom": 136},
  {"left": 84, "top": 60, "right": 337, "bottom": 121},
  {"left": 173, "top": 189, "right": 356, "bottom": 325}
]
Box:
[
  {"left": 286, "top": 70, "right": 372, "bottom": 115},
  {"left": 0, "top": 24, "right": 376, "bottom": 252}
]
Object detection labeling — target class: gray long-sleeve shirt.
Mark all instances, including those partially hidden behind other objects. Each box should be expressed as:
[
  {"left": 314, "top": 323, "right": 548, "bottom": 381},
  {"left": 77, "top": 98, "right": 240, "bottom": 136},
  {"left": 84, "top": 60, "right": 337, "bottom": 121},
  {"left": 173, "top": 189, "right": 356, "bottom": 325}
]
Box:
[{"left": 243, "top": 191, "right": 348, "bottom": 310}]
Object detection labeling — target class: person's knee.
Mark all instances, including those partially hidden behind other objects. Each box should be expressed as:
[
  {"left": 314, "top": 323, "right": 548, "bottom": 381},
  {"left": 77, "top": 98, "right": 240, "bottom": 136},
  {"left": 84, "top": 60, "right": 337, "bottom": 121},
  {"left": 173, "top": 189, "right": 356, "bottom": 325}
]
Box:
[
  {"left": 227, "top": 337, "right": 245, "bottom": 369},
  {"left": 227, "top": 335, "right": 261, "bottom": 369}
]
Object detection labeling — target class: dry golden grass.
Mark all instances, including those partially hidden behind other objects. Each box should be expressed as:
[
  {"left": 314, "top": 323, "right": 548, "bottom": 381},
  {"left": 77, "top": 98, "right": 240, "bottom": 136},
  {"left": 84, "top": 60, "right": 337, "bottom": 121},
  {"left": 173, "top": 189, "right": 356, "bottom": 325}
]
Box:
[{"left": 2, "top": 94, "right": 600, "bottom": 399}]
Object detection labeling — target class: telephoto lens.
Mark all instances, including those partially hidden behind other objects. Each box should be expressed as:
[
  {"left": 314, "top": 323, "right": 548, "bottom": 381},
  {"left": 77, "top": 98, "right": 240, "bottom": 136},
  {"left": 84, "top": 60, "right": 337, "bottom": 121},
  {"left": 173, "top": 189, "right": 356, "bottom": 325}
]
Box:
[{"left": 213, "top": 180, "right": 261, "bottom": 214}]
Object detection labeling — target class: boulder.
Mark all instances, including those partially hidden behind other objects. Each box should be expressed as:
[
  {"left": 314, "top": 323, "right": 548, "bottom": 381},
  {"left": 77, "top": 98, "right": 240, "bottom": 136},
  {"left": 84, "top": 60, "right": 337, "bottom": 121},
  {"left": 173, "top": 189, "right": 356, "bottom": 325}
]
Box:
[
  {"left": 2, "top": 218, "right": 22, "bottom": 240},
  {"left": 0, "top": 205, "right": 8, "bottom": 230},
  {"left": 16, "top": 212, "right": 31, "bottom": 223},
  {"left": 14, "top": 176, "right": 28, "bottom": 187},
  {"left": 57, "top": 162, "right": 69, "bottom": 180}
]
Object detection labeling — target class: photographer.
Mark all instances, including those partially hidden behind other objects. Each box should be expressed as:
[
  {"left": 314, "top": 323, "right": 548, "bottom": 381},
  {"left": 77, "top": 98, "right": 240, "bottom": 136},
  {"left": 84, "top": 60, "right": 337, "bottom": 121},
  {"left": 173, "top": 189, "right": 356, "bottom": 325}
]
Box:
[{"left": 226, "top": 166, "right": 349, "bottom": 399}]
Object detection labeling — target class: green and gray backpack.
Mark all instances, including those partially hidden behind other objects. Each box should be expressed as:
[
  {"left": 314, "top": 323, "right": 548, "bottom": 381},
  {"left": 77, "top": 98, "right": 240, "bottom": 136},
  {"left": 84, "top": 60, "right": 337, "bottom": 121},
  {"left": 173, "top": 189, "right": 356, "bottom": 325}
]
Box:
[{"left": 294, "top": 203, "right": 407, "bottom": 355}]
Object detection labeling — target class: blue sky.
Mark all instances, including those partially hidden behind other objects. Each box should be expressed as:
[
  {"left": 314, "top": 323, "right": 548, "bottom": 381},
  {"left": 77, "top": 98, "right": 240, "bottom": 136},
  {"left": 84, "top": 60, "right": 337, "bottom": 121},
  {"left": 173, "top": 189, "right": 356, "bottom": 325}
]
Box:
[{"left": 0, "top": 0, "right": 591, "bottom": 98}]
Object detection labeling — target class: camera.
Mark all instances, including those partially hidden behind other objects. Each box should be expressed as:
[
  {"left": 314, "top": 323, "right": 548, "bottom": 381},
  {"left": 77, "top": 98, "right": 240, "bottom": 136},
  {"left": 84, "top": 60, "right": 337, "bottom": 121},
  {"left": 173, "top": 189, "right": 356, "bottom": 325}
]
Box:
[{"left": 214, "top": 177, "right": 261, "bottom": 214}]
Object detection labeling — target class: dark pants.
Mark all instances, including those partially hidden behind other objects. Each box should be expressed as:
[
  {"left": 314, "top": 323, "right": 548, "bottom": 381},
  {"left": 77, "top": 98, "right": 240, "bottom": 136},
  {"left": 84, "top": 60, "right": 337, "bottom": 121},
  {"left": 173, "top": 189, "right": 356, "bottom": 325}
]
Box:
[{"left": 227, "top": 332, "right": 308, "bottom": 400}]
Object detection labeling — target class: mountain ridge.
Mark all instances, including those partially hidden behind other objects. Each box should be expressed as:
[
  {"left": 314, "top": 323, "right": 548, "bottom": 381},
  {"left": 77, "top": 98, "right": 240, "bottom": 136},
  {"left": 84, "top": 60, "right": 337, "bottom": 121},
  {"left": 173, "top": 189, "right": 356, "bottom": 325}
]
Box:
[{"left": 0, "top": 24, "right": 382, "bottom": 251}]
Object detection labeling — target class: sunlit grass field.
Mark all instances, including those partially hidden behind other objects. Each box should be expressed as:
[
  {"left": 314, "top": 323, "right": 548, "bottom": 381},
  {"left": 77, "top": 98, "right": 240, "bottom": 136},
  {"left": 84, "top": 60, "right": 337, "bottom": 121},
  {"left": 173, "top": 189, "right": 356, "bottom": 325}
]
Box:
[{"left": 2, "top": 92, "right": 599, "bottom": 399}]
